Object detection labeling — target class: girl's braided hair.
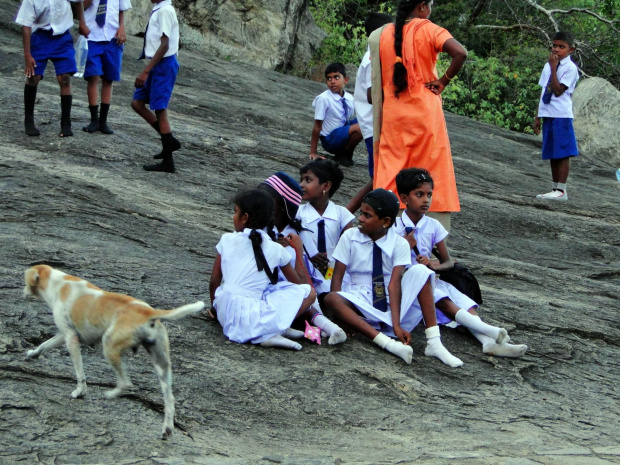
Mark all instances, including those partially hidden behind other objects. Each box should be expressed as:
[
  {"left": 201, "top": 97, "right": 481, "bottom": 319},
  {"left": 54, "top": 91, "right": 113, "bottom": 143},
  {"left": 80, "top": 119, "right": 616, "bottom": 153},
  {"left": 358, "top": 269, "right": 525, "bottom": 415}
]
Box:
[{"left": 393, "top": 0, "right": 428, "bottom": 97}]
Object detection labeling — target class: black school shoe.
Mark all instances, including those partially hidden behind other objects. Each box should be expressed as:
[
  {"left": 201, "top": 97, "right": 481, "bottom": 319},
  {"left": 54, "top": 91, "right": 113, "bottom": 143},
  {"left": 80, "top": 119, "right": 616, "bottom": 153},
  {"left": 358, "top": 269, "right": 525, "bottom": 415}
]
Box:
[{"left": 143, "top": 157, "right": 175, "bottom": 173}]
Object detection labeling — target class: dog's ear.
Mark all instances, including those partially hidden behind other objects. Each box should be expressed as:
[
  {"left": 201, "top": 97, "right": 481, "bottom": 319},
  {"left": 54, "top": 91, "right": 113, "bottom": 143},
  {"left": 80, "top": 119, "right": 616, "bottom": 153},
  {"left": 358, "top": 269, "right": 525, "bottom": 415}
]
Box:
[
  {"left": 24, "top": 268, "right": 40, "bottom": 298},
  {"left": 25, "top": 268, "right": 40, "bottom": 288}
]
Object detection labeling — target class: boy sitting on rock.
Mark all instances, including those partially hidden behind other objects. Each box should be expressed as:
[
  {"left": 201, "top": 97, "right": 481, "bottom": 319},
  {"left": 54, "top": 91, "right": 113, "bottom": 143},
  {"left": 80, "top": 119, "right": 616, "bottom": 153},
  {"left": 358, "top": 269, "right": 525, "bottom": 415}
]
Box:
[{"left": 309, "top": 62, "right": 363, "bottom": 167}]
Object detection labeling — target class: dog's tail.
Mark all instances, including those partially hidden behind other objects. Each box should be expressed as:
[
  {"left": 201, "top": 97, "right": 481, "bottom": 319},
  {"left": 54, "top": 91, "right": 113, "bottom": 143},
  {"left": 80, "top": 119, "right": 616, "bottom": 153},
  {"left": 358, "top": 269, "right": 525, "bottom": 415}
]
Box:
[{"left": 151, "top": 301, "right": 205, "bottom": 321}]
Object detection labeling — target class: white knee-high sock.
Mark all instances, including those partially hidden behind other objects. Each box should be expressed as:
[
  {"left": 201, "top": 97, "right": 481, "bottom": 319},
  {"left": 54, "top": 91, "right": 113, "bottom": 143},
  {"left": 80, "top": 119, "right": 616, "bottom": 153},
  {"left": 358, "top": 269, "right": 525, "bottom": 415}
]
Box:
[
  {"left": 469, "top": 328, "right": 528, "bottom": 358},
  {"left": 373, "top": 333, "right": 412, "bottom": 364},
  {"left": 260, "top": 335, "right": 302, "bottom": 350},
  {"left": 282, "top": 328, "right": 305, "bottom": 340},
  {"left": 424, "top": 326, "right": 463, "bottom": 367},
  {"left": 455, "top": 309, "right": 509, "bottom": 344},
  {"left": 312, "top": 314, "right": 347, "bottom": 345}
]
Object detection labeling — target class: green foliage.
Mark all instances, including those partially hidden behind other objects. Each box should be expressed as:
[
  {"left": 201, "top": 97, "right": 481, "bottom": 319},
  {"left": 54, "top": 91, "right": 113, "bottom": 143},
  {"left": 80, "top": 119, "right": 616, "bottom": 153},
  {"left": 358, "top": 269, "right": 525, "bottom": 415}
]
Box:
[{"left": 438, "top": 52, "right": 541, "bottom": 134}]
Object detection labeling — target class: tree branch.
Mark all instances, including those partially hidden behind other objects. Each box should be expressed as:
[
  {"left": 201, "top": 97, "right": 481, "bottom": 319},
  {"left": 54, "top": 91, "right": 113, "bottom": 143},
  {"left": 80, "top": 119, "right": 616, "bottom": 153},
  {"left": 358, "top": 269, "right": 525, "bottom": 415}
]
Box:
[
  {"left": 474, "top": 23, "right": 551, "bottom": 43},
  {"left": 547, "top": 7, "right": 620, "bottom": 34}
]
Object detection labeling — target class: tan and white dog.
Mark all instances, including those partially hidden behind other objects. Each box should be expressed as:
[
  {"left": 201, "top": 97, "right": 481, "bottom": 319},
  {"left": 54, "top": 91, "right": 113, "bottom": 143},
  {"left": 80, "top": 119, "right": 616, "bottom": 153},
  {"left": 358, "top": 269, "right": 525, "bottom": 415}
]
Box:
[{"left": 23, "top": 264, "right": 204, "bottom": 439}]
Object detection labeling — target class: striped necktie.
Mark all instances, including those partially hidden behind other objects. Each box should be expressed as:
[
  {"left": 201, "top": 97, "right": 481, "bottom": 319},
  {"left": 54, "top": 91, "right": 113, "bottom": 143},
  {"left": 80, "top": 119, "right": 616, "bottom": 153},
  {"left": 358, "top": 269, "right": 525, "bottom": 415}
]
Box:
[{"left": 95, "top": 0, "right": 107, "bottom": 27}]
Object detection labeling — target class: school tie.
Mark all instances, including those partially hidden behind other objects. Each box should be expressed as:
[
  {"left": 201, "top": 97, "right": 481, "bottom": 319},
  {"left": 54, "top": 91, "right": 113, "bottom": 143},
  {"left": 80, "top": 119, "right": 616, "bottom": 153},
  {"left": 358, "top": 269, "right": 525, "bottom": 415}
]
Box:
[
  {"left": 317, "top": 220, "right": 326, "bottom": 254},
  {"left": 341, "top": 97, "right": 350, "bottom": 125},
  {"left": 95, "top": 0, "right": 107, "bottom": 27},
  {"left": 138, "top": 10, "right": 155, "bottom": 60},
  {"left": 542, "top": 62, "right": 560, "bottom": 104},
  {"left": 372, "top": 243, "right": 388, "bottom": 312}
]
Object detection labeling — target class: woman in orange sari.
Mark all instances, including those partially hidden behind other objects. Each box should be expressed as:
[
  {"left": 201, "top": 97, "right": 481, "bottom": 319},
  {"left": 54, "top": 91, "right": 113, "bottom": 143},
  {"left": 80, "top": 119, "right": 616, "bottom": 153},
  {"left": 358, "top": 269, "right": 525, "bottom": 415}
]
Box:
[{"left": 372, "top": 0, "right": 467, "bottom": 228}]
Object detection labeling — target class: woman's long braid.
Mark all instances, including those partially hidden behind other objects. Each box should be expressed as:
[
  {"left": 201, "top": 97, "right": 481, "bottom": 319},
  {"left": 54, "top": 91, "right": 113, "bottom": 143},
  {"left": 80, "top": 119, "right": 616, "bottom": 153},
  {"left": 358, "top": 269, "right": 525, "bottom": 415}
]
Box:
[{"left": 393, "top": 0, "right": 425, "bottom": 97}]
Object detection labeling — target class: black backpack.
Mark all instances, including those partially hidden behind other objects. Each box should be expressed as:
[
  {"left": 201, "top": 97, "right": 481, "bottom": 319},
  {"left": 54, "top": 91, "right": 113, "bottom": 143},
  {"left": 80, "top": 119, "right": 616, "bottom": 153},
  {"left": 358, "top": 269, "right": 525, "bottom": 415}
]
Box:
[{"left": 431, "top": 248, "right": 483, "bottom": 305}]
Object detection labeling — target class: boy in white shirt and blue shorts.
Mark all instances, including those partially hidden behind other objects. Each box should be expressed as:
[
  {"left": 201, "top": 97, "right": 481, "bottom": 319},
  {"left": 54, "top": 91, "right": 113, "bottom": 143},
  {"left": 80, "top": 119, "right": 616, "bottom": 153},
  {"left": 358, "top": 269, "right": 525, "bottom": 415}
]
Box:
[
  {"left": 310, "top": 62, "right": 363, "bottom": 167},
  {"left": 16, "top": 0, "right": 90, "bottom": 137},
  {"left": 131, "top": 0, "right": 180, "bottom": 173},
  {"left": 82, "top": 0, "right": 132, "bottom": 134},
  {"left": 533, "top": 31, "right": 579, "bottom": 202}
]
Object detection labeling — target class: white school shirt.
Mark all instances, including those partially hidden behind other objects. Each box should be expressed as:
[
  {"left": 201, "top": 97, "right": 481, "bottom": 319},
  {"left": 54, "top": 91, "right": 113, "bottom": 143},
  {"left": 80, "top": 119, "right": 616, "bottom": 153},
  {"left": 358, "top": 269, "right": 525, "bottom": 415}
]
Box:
[
  {"left": 394, "top": 212, "right": 448, "bottom": 260},
  {"left": 313, "top": 89, "right": 355, "bottom": 137},
  {"left": 144, "top": 0, "right": 179, "bottom": 58},
  {"left": 354, "top": 48, "right": 373, "bottom": 140},
  {"left": 216, "top": 229, "right": 291, "bottom": 294},
  {"left": 16, "top": 0, "right": 82, "bottom": 35},
  {"left": 296, "top": 201, "right": 354, "bottom": 260},
  {"left": 332, "top": 227, "right": 411, "bottom": 286},
  {"left": 84, "top": 0, "right": 132, "bottom": 42},
  {"left": 537, "top": 56, "right": 579, "bottom": 118}
]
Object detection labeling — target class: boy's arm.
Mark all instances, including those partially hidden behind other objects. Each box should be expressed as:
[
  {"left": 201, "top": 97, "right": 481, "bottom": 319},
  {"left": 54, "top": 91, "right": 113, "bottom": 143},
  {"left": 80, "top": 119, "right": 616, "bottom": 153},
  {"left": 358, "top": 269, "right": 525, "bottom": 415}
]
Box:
[
  {"left": 135, "top": 34, "right": 169, "bottom": 88},
  {"left": 22, "top": 26, "right": 36, "bottom": 78},
  {"left": 533, "top": 116, "right": 541, "bottom": 135},
  {"left": 115, "top": 10, "right": 126, "bottom": 44},
  {"left": 71, "top": 2, "right": 90, "bottom": 37},
  {"left": 309, "top": 119, "right": 323, "bottom": 159},
  {"left": 548, "top": 54, "right": 569, "bottom": 97}
]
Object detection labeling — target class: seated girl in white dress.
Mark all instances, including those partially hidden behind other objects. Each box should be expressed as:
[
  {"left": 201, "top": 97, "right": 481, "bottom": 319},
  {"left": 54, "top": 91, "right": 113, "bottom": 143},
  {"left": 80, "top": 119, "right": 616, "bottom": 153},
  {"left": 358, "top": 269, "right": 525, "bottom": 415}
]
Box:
[
  {"left": 394, "top": 168, "right": 528, "bottom": 358},
  {"left": 324, "top": 188, "right": 463, "bottom": 367},
  {"left": 259, "top": 173, "right": 347, "bottom": 345},
  {"left": 209, "top": 189, "right": 317, "bottom": 350},
  {"left": 297, "top": 159, "right": 355, "bottom": 293}
]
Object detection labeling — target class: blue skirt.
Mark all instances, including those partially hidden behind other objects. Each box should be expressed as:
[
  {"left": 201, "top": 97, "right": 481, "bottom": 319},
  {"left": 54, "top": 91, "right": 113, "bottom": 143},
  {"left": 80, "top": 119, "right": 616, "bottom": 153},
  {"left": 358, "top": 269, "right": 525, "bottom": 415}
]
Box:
[{"left": 542, "top": 117, "right": 579, "bottom": 160}]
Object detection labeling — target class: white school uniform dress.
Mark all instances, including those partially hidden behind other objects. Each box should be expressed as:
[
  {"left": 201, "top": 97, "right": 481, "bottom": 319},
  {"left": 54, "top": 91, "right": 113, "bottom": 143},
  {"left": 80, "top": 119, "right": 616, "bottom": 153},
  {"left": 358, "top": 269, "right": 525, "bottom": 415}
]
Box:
[
  {"left": 213, "top": 228, "right": 311, "bottom": 344},
  {"left": 312, "top": 89, "right": 355, "bottom": 137},
  {"left": 332, "top": 227, "right": 434, "bottom": 338},
  {"left": 297, "top": 201, "right": 354, "bottom": 292},
  {"left": 274, "top": 224, "right": 326, "bottom": 292},
  {"left": 394, "top": 212, "right": 477, "bottom": 326}
]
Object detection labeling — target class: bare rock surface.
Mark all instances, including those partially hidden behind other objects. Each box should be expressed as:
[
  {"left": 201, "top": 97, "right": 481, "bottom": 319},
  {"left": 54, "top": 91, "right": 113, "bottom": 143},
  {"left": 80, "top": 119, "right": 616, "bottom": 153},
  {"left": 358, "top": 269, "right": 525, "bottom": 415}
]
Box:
[
  {"left": 1, "top": 4, "right": 619, "bottom": 465},
  {"left": 124, "top": 0, "right": 325, "bottom": 72},
  {"left": 573, "top": 77, "right": 620, "bottom": 167}
]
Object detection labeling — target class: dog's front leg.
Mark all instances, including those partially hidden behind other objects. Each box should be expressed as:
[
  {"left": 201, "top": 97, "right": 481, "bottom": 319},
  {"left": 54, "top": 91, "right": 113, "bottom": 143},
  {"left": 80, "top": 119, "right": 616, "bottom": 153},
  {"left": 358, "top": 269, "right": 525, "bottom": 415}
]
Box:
[
  {"left": 27, "top": 333, "right": 65, "bottom": 358},
  {"left": 65, "top": 332, "right": 87, "bottom": 398}
]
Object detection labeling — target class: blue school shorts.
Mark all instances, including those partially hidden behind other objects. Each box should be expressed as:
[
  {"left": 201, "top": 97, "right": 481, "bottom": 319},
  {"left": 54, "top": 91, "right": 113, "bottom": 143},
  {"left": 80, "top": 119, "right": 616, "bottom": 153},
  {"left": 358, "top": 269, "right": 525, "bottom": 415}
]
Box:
[
  {"left": 132, "top": 55, "right": 179, "bottom": 111},
  {"left": 320, "top": 118, "right": 359, "bottom": 154},
  {"left": 542, "top": 117, "right": 579, "bottom": 160},
  {"left": 84, "top": 40, "right": 124, "bottom": 81},
  {"left": 365, "top": 136, "right": 374, "bottom": 178},
  {"left": 31, "top": 29, "right": 77, "bottom": 77}
]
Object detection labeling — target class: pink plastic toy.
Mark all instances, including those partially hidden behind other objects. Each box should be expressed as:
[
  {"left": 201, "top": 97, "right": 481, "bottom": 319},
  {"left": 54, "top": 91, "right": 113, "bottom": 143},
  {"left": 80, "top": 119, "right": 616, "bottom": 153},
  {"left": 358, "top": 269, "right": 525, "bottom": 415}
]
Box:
[{"left": 304, "top": 320, "right": 321, "bottom": 345}]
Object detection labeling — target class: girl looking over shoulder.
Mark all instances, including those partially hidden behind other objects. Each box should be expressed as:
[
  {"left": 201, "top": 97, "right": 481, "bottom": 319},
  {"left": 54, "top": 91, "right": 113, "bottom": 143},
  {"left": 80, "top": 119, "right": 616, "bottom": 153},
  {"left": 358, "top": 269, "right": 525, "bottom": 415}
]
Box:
[
  {"left": 394, "top": 168, "right": 528, "bottom": 358},
  {"left": 324, "top": 188, "right": 462, "bottom": 366},
  {"left": 209, "top": 189, "right": 317, "bottom": 350},
  {"left": 298, "top": 160, "right": 354, "bottom": 285}
]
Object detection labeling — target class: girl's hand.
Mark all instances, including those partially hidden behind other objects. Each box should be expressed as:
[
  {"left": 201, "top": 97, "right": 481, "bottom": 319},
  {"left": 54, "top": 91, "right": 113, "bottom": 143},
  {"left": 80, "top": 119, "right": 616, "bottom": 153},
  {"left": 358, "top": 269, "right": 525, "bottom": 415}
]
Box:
[
  {"left": 404, "top": 230, "right": 417, "bottom": 250},
  {"left": 416, "top": 255, "right": 432, "bottom": 267},
  {"left": 394, "top": 326, "right": 411, "bottom": 345},
  {"left": 285, "top": 233, "right": 304, "bottom": 254},
  {"left": 425, "top": 79, "right": 446, "bottom": 95},
  {"left": 310, "top": 252, "right": 329, "bottom": 274},
  {"left": 207, "top": 307, "right": 217, "bottom": 319}
]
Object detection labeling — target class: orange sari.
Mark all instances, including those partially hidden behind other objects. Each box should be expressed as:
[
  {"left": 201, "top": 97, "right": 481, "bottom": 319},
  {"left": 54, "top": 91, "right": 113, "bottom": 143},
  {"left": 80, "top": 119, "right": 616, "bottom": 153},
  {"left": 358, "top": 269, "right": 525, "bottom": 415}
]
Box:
[{"left": 374, "top": 20, "right": 460, "bottom": 212}]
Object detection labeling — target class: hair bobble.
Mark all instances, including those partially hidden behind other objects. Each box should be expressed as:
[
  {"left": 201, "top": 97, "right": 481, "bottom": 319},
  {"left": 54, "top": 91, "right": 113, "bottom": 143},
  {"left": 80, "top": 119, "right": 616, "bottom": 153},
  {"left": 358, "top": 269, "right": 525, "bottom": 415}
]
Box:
[{"left": 395, "top": 57, "right": 403, "bottom": 64}]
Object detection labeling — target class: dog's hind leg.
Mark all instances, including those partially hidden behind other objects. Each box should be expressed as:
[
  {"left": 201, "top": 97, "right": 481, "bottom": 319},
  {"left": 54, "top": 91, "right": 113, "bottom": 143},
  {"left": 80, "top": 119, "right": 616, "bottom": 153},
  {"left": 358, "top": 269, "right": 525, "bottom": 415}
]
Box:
[
  {"left": 27, "top": 333, "right": 65, "bottom": 358},
  {"left": 144, "top": 323, "right": 175, "bottom": 440},
  {"left": 102, "top": 330, "right": 134, "bottom": 399},
  {"left": 65, "top": 331, "right": 87, "bottom": 398}
]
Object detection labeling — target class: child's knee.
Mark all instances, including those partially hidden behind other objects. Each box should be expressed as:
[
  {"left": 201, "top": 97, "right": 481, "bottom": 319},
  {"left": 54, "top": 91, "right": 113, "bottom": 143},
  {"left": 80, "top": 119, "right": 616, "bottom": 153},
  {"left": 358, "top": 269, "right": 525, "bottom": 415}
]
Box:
[
  {"left": 57, "top": 74, "right": 71, "bottom": 88},
  {"left": 26, "top": 76, "right": 41, "bottom": 87},
  {"left": 131, "top": 99, "right": 143, "bottom": 112}
]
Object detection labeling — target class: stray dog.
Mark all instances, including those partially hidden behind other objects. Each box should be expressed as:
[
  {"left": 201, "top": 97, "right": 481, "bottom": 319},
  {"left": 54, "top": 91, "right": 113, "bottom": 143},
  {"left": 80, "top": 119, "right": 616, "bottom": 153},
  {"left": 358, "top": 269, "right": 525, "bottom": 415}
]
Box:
[{"left": 23, "top": 264, "right": 204, "bottom": 439}]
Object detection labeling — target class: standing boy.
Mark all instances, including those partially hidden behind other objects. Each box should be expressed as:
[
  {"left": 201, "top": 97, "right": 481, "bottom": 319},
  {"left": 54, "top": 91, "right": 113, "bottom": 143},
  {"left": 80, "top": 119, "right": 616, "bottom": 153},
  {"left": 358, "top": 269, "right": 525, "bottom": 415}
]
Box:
[
  {"left": 347, "top": 13, "right": 393, "bottom": 212},
  {"left": 310, "top": 62, "right": 362, "bottom": 167},
  {"left": 16, "top": 0, "right": 90, "bottom": 137},
  {"left": 533, "top": 31, "right": 579, "bottom": 202},
  {"left": 131, "top": 0, "right": 180, "bottom": 173},
  {"left": 82, "top": 0, "right": 132, "bottom": 134}
]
